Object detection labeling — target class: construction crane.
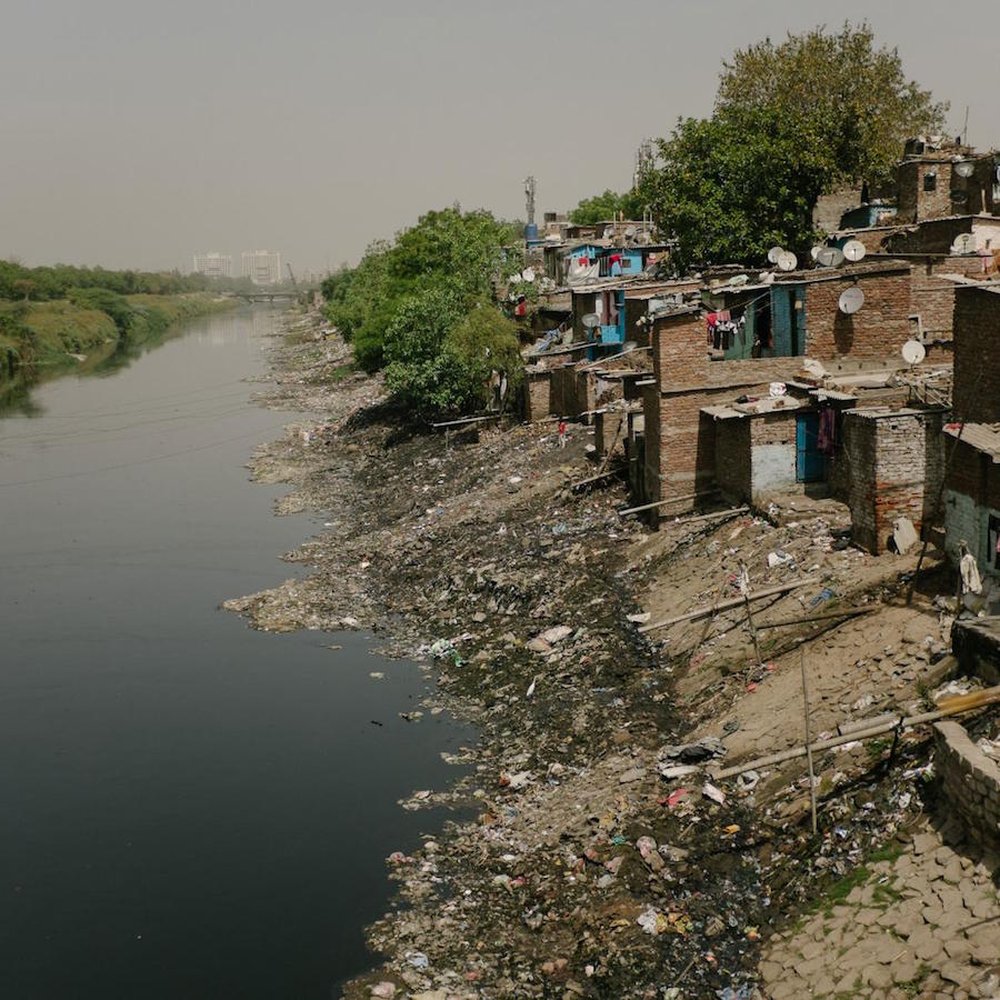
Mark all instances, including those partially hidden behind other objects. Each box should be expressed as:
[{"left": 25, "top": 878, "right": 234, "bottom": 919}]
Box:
[{"left": 286, "top": 262, "right": 297, "bottom": 288}]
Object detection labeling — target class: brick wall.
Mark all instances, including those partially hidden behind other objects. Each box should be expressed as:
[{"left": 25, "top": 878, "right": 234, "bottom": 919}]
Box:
[
  {"left": 933, "top": 721, "right": 1000, "bottom": 850},
  {"left": 714, "top": 418, "right": 750, "bottom": 500},
  {"left": 594, "top": 409, "right": 628, "bottom": 462},
  {"left": 523, "top": 370, "right": 551, "bottom": 422},
  {"left": 953, "top": 286, "right": 1000, "bottom": 423},
  {"left": 799, "top": 268, "right": 912, "bottom": 360},
  {"left": 839, "top": 409, "right": 944, "bottom": 553},
  {"left": 910, "top": 256, "right": 989, "bottom": 341},
  {"left": 897, "top": 161, "right": 956, "bottom": 223},
  {"left": 840, "top": 414, "right": 879, "bottom": 551}
]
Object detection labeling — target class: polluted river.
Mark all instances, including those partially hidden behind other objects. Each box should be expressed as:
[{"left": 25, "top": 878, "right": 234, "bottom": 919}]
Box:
[{"left": 0, "top": 306, "right": 473, "bottom": 999}]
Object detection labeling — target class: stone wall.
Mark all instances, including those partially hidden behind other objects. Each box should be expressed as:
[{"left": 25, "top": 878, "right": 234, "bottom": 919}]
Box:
[{"left": 933, "top": 721, "right": 1000, "bottom": 850}]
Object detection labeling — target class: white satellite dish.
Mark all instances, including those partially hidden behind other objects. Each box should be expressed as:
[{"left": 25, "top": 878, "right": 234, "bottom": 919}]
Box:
[
  {"left": 954, "top": 160, "right": 975, "bottom": 178},
  {"left": 810, "top": 245, "right": 823, "bottom": 261},
  {"left": 767, "top": 246, "right": 784, "bottom": 264},
  {"left": 521, "top": 267, "right": 536, "bottom": 283},
  {"left": 838, "top": 287, "right": 865, "bottom": 314},
  {"left": 842, "top": 239, "right": 867, "bottom": 262},
  {"left": 951, "top": 233, "right": 977, "bottom": 254},
  {"left": 901, "top": 340, "right": 926, "bottom": 365},
  {"left": 776, "top": 251, "right": 798, "bottom": 272},
  {"left": 816, "top": 247, "right": 845, "bottom": 268},
  {"left": 624, "top": 226, "right": 637, "bottom": 239},
  {"left": 582, "top": 313, "right": 601, "bottom": 329},
  {"left": 602, "top": 227, "right": 615, "bottom": 240}
]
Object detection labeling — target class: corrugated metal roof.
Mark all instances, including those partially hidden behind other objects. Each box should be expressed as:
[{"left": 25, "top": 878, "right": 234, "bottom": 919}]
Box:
[{"left": 944, "top": 422, "right": 1000, "bottom": 459}]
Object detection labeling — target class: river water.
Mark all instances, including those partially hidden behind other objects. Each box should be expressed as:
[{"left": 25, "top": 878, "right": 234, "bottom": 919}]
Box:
[{"left": 0, "top": 308, "right": 471, "bottom": 998}]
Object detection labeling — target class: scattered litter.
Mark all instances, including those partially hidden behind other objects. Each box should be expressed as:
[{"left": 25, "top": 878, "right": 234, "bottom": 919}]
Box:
[
  {"left": 890, "top": 516, "right": 919, "bottom": 555},
  {"left": 702, "top": 782, "right": 726, "bottom": 805},
  {"left": 659, "top": 737, "right": 727, "bottom": 763},
  {"left": 538, "top": 624, "right": 573, "bottom": 645},
  {"left": 809, "top": 587, "right": 836, "bottom": 607},
  {"left": 405, "top": 951, "right": 429, "bottom": 969},
  {"left": 767, "top": 550, "right": 793, "bottom": 568},
  {"left": 658, "top": 763, "right": 702, "bottom": 781}
]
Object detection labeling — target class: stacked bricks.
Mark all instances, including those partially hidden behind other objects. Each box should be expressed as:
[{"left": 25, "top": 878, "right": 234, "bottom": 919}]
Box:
[{"left": 934, "top": 721, "right": 1000, "bottom": 850}]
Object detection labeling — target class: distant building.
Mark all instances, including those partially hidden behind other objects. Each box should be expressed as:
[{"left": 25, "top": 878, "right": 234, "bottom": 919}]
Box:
[
  {"left": 241, "top": 250, "right": 282, "bottom": 286},
  {"left": 192, "top": 252, "right": 233, "bottom": 279}
]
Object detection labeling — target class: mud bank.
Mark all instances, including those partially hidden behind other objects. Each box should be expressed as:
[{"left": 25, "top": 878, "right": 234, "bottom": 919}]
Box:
[{"left": 228, "top": 310, "right": 998, "bottom": 1000}]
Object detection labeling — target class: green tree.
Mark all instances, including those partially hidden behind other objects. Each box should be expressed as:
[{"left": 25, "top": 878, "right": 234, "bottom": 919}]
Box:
[
  {"left": 641, "top": 107, "right": 827, "bottom": 270},
  {"left": 641, "top": 22, "right": 946, "bottom": 266},
  {"left": 569, "top": 189, "right": 646, "bottom": 225},
  {"left": 716, "top": 22, "right": 946, "bottom": 187},
  {"left": 324, "top": 207, "right": 521, "bottom": 380}
]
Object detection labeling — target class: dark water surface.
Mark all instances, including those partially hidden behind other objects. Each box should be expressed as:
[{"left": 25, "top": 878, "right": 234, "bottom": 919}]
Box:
[{"left": 0, "top": 308, "right": 471, "bottom": 998}]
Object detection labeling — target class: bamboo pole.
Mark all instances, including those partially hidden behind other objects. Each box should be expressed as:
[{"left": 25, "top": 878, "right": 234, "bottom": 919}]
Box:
[
  {"left": 639, "top": 576, "right": 820, "bottom": 634},
  {"left": 755, "top": 605, "right": 878, "bottom": 631},
  {"left": 712, "top": 685, "right": 1000, "bottom": 780},
  {"left": 801, "top": 649, "right": 818, "bottom": 835},
  {"left": 617, "top": 492, "right": 711, "bottom": 516}
]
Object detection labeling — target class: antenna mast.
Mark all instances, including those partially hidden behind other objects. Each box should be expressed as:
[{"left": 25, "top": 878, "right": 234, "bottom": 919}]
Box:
[{"left": 524, "top": 175, "right": 536, "bottom": 227}]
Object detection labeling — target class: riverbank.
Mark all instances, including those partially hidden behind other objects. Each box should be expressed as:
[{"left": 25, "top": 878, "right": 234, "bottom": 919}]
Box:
[
  {"left": 232, "top": 308, "right": 1000, "bottom": 999},
  {"left": 0, "top": 291, "right": 236, "bottom": 384}
]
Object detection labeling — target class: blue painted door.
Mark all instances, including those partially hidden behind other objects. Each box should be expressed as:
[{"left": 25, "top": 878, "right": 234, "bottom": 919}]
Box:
[{"left": 796, "top": 413, "right": 824, "bottom": 482}]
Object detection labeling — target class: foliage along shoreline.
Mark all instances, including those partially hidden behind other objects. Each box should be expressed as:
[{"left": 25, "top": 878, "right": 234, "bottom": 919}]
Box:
[{"left": 0, "top": 290, "right": 237, "bottom": 387}]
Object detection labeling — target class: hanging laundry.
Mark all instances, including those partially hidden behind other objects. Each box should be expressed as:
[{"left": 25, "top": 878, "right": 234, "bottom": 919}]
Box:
[{"left": 817, "top": 408, "right": 837, "bottom": 455}]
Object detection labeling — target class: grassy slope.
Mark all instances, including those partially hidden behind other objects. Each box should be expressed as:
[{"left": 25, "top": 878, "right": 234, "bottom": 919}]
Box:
[{"left": 0, "top": 293, "right": 234, "bottom": 372}]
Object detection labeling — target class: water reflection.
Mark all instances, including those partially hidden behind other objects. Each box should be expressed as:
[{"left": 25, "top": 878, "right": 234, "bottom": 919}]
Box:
[{"left": 0, "top": 306, "right": 472, "bottom": 999}]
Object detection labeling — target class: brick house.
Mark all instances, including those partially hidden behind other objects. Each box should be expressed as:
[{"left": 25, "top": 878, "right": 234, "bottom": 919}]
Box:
[
  {"left": 944, "top": 283, "right": 1000, "bottom": 576},
  {"left": 638, "top": 263, "right": 918, "bottom": 505}
]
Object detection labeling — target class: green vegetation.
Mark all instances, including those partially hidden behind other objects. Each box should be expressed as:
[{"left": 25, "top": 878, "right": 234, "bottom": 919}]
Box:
[
  {"left": 569, "top": 189, "right": 644, "bottom": 226},
  {"left": 638, "top": 22, "right": 946, "bottom": 268},
  {"left": 322, "top": 207, "right": 524, "bottom": 417},
  {"left": 0, "top": 260, "right": 211, "bottom": 301},
  {"left": 0, "top": 292, "right": 233, "bottom": 378}
]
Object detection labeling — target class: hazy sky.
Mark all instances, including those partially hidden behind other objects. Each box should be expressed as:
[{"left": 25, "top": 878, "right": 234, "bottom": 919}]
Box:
[{"left": 2, "top": 0, "right": 997, "bottom": 273}]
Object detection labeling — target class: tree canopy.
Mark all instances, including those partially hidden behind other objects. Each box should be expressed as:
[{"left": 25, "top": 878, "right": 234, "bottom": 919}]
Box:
[
  {"left": 322, "top": 207, "right": 525, "bottom": 416},
  {"left": 639, "top": 22, "right": 947, "bottom": 268},
  {"left": 569, "top": 189, "right": 645, "bottom": 226}
]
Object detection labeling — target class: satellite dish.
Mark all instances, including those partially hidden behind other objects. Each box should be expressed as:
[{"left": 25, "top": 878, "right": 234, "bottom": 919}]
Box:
[
  {"left": 816, "top": 247, "right": 845, "bottom": 268},
  {"left": 902, "top": 340, "right": 926, "bottom": 365},
  {"left": 582, "top": 313, "right": 601, "bottom": 329},
  {"left": 767, "top": 246, "right": 783, "bottom": 264},
  {"left": 838, "top": 287, "right": 865, "bottom": 314},
  {"left": 602, "top": 227, "right": 615, "bottom": 240},
  {"left": 842, "top": 240, "right": 867, "bottom": 262},
  {"left": 810, "top": 245, "right": 823, "bottom": 261},
  {"left": 954, "top": 160, "right": 975, "bottom": 178},
  {"left": 521, "top": 267, "right": 536, "bottom": 283},
  {"left": 951, "top": 233, "right": 977, "bottom": 254},
  {"left": 624, "top": 226, "right": 637, "bottom": 239},
  {"left": 776, "top": 251, "right": 798, "bottom": 272}
]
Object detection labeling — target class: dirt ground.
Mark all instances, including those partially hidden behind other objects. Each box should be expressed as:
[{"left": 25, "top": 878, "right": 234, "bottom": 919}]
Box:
[{"left": 227, "top": 309, "right": 999, "bottom": 1000}]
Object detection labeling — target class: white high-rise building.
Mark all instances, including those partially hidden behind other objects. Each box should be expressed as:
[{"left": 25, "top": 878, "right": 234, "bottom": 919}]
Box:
[
  {"left": 192, "top": 252, "right": 233, "bottom": 278},
  {"left": 241, "top": 250, "right": 282, "bottom": 286}
]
